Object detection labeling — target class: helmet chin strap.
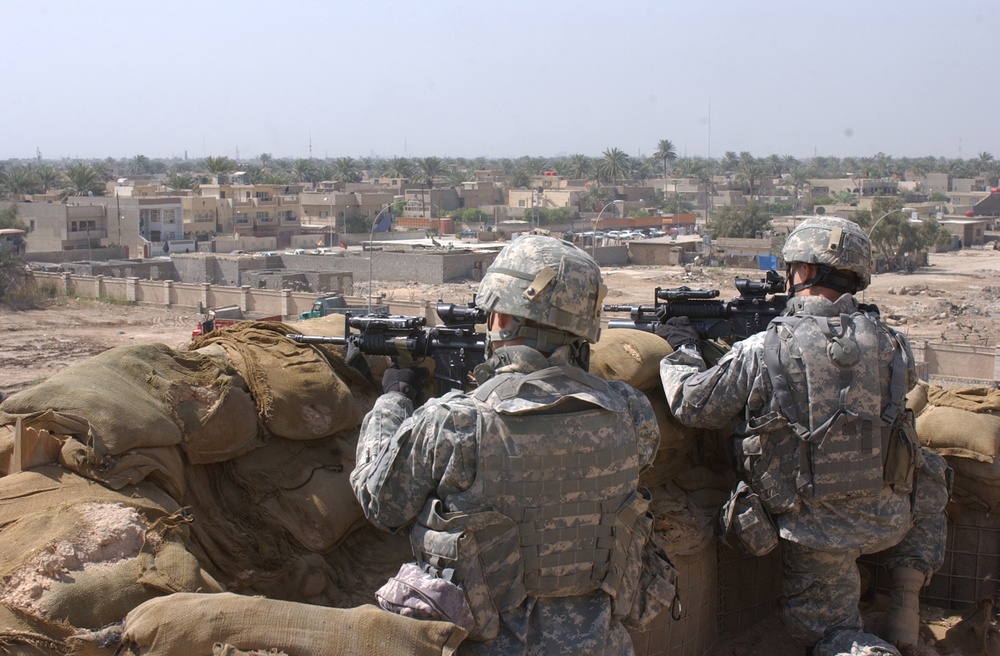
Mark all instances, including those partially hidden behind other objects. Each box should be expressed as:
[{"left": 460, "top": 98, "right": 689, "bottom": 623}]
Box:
[
  {"left": 787, "top": 264, "right": 858, "bottom": 297},
  {"left": 486, "top": 315, "right": 589, "bottom": 368}
]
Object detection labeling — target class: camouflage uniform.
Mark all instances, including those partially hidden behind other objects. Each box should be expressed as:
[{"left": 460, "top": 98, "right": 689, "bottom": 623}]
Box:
[
  {"left": 352, "top": 236, "right": 660, "bottom": 656},
  {"left": 660, "top": 292, "right": 949, "bottom": 656}
]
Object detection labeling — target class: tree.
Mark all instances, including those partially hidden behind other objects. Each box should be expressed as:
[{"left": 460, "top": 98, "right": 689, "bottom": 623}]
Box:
[
  {"left": 598, "top": 147, "right": 630, "bottom": 185},
  {"left": 446, "top": 169, "right": 475, "bottom": 187},
  {"left": 204, "top": 156, "right": 237, "bottom": 177},
  {"left": 581, "top": 185, "right": 611, "bottom": 212},
  {"left": 566, "top": 154, "right": 594, "bottom": 180},
  {"left": 333, "top": 157, "right": 362, "bottom": 183},
  {"left": 4, "top": 165, "right": 42, "bottom": 197},
  {"left": 735, "top": 157, "right": 768, "bottom": 198},
  {"left": 417, "top": 157, "right": 444, "bottom": 188},
  {"left": 654, "top": 139, "right": 677, "bottom": 177},
  {"left": 709, "top": 202, "right": 773, "bottom": 238},
  {"left": 854, "top": 198, "right": 950, "bottom": 271},
  {"left": 259, "top": 153, "right": 273, "bottom": 169},
  {"left": 0, "top": 205, "right": 27, "bottom": 303},
  {"left": 385, "top": 157, "right": 413, "bottom": 179},
  {"left": 59, "top": 164, "right": 105, "bottom": 198},
  {"left": 129, "top": 155, "right": 155, "bottom": 176},
  {"left": 166, "top": 173, "right": 198, "bottom": 190},
  {"left": 292, "top": 159, "right": 320, "bottom": 185}
]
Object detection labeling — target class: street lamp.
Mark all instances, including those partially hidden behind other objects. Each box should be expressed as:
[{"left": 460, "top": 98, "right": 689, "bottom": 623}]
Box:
[
  {"left": 323, "top": 196, "right": 335, "bottom": 247},
  {"left": 367, "top": 204, "right": 392, "bottom": 313},
  {"left": 592, "top": 200, "right": 623, "bottom": 258},
  {"left": 868, "top": 207, "right": 915, "bottom": 237}
]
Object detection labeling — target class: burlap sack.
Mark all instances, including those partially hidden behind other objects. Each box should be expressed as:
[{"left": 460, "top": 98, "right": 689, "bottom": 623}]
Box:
[
  {"left": 0, "top": 344, "right": 259, "bottom": 462},
  {"left": 119, "top": 593, "right": 466, "bottom": 656},
  {"left": 591, "top": 328, "right": 674, "bottom": 392},
  {"left": 227, "top": 433, "right": 367, "bottom": 553},
  {"left": 917, "top": 405, "right": 1000, "bottom": 463},
  {"left": 0, "top": 467, "right": 222, "bottom": 631},
  {"left": 190, "top": 322, "right": 380, "bottom": 440}
]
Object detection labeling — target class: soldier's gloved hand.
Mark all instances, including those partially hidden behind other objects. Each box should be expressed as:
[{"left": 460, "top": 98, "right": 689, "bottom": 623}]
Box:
[
  {"left": 381, "top": 366, "right": 429, "bottom": 401},
  {"left": 655, "top": 317, "right": 701, "bottom": 351}
]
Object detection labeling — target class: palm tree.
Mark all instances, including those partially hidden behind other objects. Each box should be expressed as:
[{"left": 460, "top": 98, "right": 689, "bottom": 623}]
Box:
[
  {"left": 59, "top": 164, "right": 104, "bottom": 198},
  {"left": 566, "top": 154, "right": 594, "bottom": 180},
  {"left": 417, "top": 157, "right": 444, "bottom": 188},
  {"left": 166, "top": 173, "right": 198, "bottom": 190},
  {"left": 36, "top": 165, "right": 61, "bottom": 193},
  {"left": 977, "top": 152, "right": 994, "bottom": 174},
  {"left": 735, "top": 157, "right": 768, "bottom": 198},
  {"left": 653, "top": 139, "right": 677, "bottom": 177},
  {"left": 204, "top": 156, "right": 237, "bottom": 178},
  {"left": 5, "top": 165, "right": 42, "bottom": 196},
  {"left": 446, "top": 169, "right": 475, "bottom": 187},
  {"left": 333, "top": 157, "right": 361, "bottom": 183},
  {"left": 598, "top": 147, "right": 630, "bottom": 185},
  {"left": 720, "top": 151, "right": 739, "bottom": 178},
  {"left": 259, "top": 153, "right": 273, "bottom": 169},
  {"left": 292, "top": 159, "right": 319, "bottom": 185},
  {"left": 385, "top": 157, "right": 413, "bottom": 179},
  {"left": 787, "top": 168, "right": 811, "bottom": 214},
  {"left": 129, "top": 155, "right": 154, "bottom": 176}
]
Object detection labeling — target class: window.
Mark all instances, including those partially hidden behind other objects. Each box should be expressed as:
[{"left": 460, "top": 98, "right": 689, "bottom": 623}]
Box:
[
  {"left": 256, "top": 211, "right": 270, "bottom": 220},
  {"left": 255, "top": 191, "right": 272, "bottom": 201},
  {"left": 162, "top": 209, "right": 176, "bottom": 224}
]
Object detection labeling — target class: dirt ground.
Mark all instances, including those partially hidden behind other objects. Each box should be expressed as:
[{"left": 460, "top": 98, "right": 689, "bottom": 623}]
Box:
[{"left": 3, "top": 247, "right": 999, "bottom": 399}]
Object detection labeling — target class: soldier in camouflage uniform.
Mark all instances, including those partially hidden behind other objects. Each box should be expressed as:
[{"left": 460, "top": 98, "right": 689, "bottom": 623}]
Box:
[
  {"left": 352, "top": 235, "right": 662, "bottom": 655},
  {"left": 658, "top": 217, "right": 949, "bottom": 656}
]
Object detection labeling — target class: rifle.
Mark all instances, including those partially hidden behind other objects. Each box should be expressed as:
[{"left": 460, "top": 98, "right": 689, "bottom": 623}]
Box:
[
  {"left": 603, "top": 270, "right": 788, "bottom": 343},
  {"left": 288, "top": 301, "right": 487, "bottom": 395}
]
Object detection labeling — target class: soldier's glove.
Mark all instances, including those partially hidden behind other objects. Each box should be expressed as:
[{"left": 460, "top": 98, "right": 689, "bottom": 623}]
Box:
[
  {"left": 655, "top": 316, "right": 702, "bottom": 352},
  {"left": 382, "top": 366, "right": 429, "bottom": 402}
]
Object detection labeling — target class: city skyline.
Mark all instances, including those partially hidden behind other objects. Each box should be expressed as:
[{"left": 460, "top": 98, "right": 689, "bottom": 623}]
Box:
[{"left": 4, "top": 0, "right": 997, "bottom": 162}]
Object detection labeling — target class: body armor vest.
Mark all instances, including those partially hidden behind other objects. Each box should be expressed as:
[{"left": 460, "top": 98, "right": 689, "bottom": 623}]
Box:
[
  {"left": 412, "top": 361, "right": 650, "bottom": 630},
  {"left": 748, "top": 309, "right": 901, "bottom": 509}
]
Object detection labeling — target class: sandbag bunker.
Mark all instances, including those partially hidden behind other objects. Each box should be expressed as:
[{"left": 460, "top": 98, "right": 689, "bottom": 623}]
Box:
[{"left": 0, "top": 321, "right": 993, "bottom": 655}]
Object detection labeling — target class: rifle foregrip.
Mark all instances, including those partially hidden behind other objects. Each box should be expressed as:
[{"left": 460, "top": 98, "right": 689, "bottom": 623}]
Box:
[{"left": 287, "top": 334, "right": 348, "bottom": 345}]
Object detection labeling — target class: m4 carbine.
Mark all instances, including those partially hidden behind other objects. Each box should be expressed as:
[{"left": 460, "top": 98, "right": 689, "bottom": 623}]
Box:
[
  {"left": 288, "top": 302, "right": 486, "bottom": 394},
  {"left": 603, "top": 270, "right": 788, "bottom": 344}
]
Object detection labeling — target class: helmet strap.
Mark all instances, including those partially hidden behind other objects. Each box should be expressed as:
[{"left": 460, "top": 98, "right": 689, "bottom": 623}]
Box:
[{"left": 788, "top": 264, "right": 857, "bottom": 296}]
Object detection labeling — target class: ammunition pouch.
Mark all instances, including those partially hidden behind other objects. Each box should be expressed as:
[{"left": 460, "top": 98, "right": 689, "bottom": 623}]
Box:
[
  {"left": 720, "top": 481, "right": 779, "bottom": 557},
  {"left": 606, "top": 489, "right": 655, "bottom": 620},
  {"left": 737, "top": 412, "right": 801, "bottom": 515},
  {"left": 883, "top": 413, "right": 921, "bottom": 492},
  {"left": 410, "top": 499, "right": 526, "bottom": 642},
  {"left": 622, "top": 541, "right": 681, "bottom": 632}
]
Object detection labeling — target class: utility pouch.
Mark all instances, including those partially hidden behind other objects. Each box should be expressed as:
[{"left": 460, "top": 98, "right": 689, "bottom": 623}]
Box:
[
  {"left": 883, "top": 421, "right": 919, "bottom": 491},
  {"left": 607, "top": 489, "right": 654, "bottom": 620},
  {"left": 738, "top": 413, "right": 800, "bottom": 515},
  {"left": 375, "top": 562, "right": 475, "bottom": 636},
  {"left": 622, "top": 541, "right": 681, "bottom": 632},
  {"left": 720, "top": 481, "right": 779, "bottom": 557},
  {"left": 411, "top": 499, "right": 525, "bottom": 642}
]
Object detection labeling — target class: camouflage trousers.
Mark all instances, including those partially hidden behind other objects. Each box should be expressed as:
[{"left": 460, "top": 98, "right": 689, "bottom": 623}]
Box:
[{"left": 781, "top": 452, "right": 949, "bottom": 655}]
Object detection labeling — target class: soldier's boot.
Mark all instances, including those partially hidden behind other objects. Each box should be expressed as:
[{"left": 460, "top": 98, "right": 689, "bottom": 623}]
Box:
[{"left": 883, "top": 566, "right": 925, "bottom": 649}]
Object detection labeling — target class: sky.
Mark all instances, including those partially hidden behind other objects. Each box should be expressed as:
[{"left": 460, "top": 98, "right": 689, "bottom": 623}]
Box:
[{"left": 4, "top": 0, "right": 998, "bottom": 163}]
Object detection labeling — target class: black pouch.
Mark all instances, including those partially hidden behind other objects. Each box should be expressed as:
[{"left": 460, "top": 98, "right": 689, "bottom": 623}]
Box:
[{"left": 720, "top": 481, "right": 779, "bottom": 557}]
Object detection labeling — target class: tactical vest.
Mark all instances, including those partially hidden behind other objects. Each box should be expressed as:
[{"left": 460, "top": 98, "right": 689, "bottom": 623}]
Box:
[
  {"left": 744, "top": 309, "right": 909, "bottom": 512},
  {"left": 411, "top": 362, "right": 651, "bottom": 636}
]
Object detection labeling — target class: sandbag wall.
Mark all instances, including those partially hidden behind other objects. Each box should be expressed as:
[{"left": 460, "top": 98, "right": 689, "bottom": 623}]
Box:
[{"left": 0, "top": 320, "right": 818, "bottom": 656}]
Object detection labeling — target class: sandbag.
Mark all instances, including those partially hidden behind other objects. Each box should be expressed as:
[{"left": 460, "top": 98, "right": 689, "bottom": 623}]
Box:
[
  {"left": 0, "top": 467, "right": 222, "bottom": 630},
  {"left": 590, "top": 328, "right": 674, "bottom": 392},
  {"left": 228, "top": 433, "right": 367, "bottom": 553},
  {"left": 190, "top": 322, "right": 379, "bottom": 440},
  {"left": 119, "top": 593, "right": 466, "bottom": 656},
  {"left": 917, "top": 405, "right": 1000, "bottom": 463},
  {"left": 0, "top": 344, "right": 259, "bottom": 462}
]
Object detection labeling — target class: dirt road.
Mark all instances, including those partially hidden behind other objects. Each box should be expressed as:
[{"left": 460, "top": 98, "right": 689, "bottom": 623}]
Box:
[{"left": 2, "top": 248, "right": 998, "bottom": 398}]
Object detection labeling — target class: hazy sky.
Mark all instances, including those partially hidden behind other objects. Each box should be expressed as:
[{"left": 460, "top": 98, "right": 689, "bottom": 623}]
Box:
[{"left": 5, "top": 0, "right": 997, "bottom": 163}]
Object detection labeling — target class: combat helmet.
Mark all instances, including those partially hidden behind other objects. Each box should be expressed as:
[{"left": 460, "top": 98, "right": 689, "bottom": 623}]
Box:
[
  {"left": 476, "top": 235, "right": 606, "bottom": 346},
  {"left": 782, "top": 216, "right": 872, "bottom": 292}
]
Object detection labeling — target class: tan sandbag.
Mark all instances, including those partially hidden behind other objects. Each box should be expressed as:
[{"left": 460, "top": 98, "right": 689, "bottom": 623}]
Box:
[
  {"left": 590, "top": 328, "right": 674, "bottom": 392},
  {"left": 0, "top": 344, "right": 256, "bottom": 460},
  {"left": 927, "top": 385, "right": 1000, "bottom": 413},
  {"left": 917, "top": 405, "right": 1000, "bottom": 463},
  {"left": 190, "top": 322, "right": 379, "bottom": 440},
  {"left": 228, "top": 434, "right": 367, "bottom": 553},
  {"left": 906, "top": 380, "right": 930, "bottom": 416},
  {"left": 119, "top": 593, "right": 466, "bottom": 656},
  {"left": 639, "top": 391, "right": 699, "bottom": 489},
  {"left": 0, "top": 469, "right": 222, "bottom": 630}
]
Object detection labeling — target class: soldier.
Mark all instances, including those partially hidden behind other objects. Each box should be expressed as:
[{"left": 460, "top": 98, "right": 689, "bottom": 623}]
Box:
[
  {"left": 659, "top": 217, "right": 949, "bottom": 656},
  {"left": 351, "top": 235, "right": 666, "bottom": 655}
]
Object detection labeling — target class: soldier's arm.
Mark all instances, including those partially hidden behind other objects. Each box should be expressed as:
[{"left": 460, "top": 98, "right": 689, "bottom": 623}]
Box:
[
  {"left": 659, "top": 333, "right": 769, "bottom": 429},
  {"left": 350, "top": 393, "right": 478, "bottom": 531}
]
